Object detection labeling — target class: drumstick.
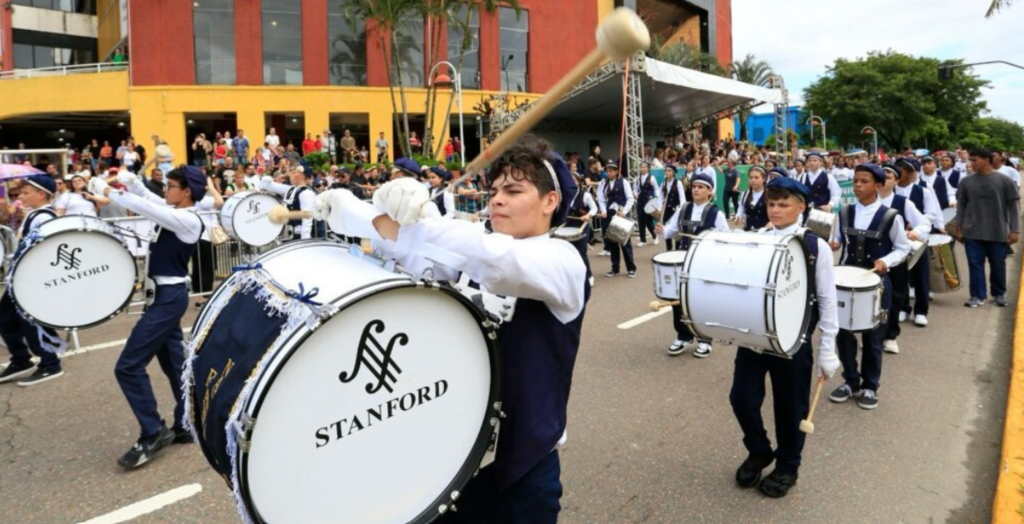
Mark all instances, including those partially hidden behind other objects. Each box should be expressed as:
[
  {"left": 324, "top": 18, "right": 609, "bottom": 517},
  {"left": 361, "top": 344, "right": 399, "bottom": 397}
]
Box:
[
  {"left": 269, "top": 205, "right": 312, "bottom": 224},
  {"left": 455, "top": 8, "right": 649, "bottom": 184},
  {"left": 800, "top": 375, "right": 827, "bottom": 434},
  {"left": 649, "top": 299, "right": 680, "bottom": 312}
]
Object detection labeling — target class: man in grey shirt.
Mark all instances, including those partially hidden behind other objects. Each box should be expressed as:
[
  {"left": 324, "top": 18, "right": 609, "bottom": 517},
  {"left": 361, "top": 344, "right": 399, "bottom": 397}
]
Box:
[{"left": 948, "top": 148, "right": 1020, "bottom": 308}]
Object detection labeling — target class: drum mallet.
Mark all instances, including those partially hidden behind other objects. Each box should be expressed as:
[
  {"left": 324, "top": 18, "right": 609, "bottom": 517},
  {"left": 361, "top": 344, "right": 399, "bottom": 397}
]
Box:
[
  {"left": 649, "top": 299, "right": 680, "bottom": 312},
  {"left": 269, "top": 206, "right": 313, "bottom": 224},
  {"left": 800, "top": 375, "right": 827, "bottom": 434}
]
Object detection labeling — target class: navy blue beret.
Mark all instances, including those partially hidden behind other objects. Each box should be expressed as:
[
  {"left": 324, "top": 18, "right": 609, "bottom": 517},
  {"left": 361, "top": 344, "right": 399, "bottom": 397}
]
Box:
[
  {"left": 767, "top": 176, "right": 811, "bottom": 201},
  {"left": 690, "top": 173, "right": 714, "bottom": 188},
  {"left": 854, "top": 163, "right": 885, "bottom": 183}
]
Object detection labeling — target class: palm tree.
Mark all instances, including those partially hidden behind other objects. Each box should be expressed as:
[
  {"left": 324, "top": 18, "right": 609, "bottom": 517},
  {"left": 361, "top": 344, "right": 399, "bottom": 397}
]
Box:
[
  {"left": 731, "top": 53, "right": 775, "bottom": 141},
  {"left": 650, "top": 41, "right": 729, "bottom": 77},
  {"left": 987, "top": 0, "right": 1017, "bottom": 16}
]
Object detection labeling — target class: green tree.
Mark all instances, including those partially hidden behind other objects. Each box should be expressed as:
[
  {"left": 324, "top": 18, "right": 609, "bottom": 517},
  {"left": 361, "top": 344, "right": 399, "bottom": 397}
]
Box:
[
  {"left": 968, "top": 117, "right": 1024, "bottom": 150},
  {"left": 731, "top": 53, "right": 774, "bottom": 142},
  {"left": 802, "top": 51, "right": 989, "bottom": 150},
  {"left": 987, "top": 0, "right": 1017, "bottom": 16}
]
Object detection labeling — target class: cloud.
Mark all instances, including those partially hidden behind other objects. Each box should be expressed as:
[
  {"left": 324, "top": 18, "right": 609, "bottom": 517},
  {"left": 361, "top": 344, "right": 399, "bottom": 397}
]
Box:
[{"left": 733, "top": 0, "right": 1024, "bottom": 125}]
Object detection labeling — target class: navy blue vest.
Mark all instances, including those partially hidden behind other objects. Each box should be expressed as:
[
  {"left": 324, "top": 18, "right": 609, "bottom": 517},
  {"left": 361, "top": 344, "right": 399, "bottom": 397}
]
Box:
[
  {"left": 742, "top": 190, "right": 768, "bottom": 231},
  {"left": 889, "top": 194, "right": 909, "bottom": 221},
  {"left": 149, "top": 213, "right": 203, "bottom": 278},
  {"left": 919, "top": 174, "right": 949, "bottom": 210},
  {"left": 663, "top": 179, "right": 682, "bottom": 218},
  {"left": 493, "top": 280, "right": 589, "bottom": 489},
  {"left": 286, "top": 185, "right": 313, "bottom": 228},
  {"left": 604, "top": 178, "right": 627, "bottom": 208},
  {"left": 677, "top": 202, "right": 719, "bottom": 251},
  {"left": 636, "top": 174, "right": 655, "bottom": 203},
  {"left": 839, "top": 204, "right": 896, "bottom": 268},
  {"left": 899, "top": 184, "right": 926, "bottom": 226},
  {"left": 945, "top": 169, "right": 961, "bottom": 189},
  {"left": 431, "top": 187, "right": 447, "bottom": 217},
  {"left": 803, "top": 171, "right": 831, "bottom": 207}
]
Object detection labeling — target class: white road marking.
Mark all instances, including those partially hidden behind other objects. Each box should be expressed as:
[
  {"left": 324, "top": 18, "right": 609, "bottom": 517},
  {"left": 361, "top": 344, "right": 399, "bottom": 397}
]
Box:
[
  {"left": 617, "top": 307, "right": 672, "bottom": 330},
  {"left": 76, "top": 483, "right": 202, "bottom": 524}
]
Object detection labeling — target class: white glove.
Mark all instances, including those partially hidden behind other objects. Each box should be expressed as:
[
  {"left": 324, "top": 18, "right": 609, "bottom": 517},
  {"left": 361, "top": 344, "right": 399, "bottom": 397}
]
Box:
[
  {"left": 373, "top": 178, "right": 430, "bottom": 226},
  {"left": 817, "top": 347, "right": 841, "bottom": 379},
  {"left": 257, "top": 176, "right": 273, "bottom": 192},
  {"left": 116, "top": 170, "right": 138, "bottom": 186},
  {"left": 89, "top": 177, "right": 110, "bottom": 195},
  {"left": 313, "top": 189, "right": 352, "bottom": 221}
]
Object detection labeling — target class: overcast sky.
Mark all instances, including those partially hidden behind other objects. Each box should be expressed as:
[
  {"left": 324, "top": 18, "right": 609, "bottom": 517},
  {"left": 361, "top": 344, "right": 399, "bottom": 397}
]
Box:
[{"left": 733, "top": 0, "right": 1024, "bottom": 125}]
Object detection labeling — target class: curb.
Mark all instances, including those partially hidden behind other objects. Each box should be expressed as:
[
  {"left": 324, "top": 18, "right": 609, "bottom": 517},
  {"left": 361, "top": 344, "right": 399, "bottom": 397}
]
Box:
[{"left": 993, "top": 256, "right": 1024, "bottom": 523}]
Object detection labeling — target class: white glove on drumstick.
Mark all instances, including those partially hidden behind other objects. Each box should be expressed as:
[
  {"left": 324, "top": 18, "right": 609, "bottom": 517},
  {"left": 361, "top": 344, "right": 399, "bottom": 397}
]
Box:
[
  {"left": 373, "top": 178, "right": 431, "bottom": 226},
  {"left": 257, "top": 176, "right": 274, "bottom": 192}
]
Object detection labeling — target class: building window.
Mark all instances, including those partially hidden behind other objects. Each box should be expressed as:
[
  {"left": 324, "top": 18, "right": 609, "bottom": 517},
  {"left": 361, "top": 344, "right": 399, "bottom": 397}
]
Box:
[
  {"left": 499, "top": 8, "right": 528, "bottom": 92},
  {"left": 11, "top": 0, "right": 95, "bottom": 15},
  {"left": 263, "top": 0, "right": 303, "bottom": 85},
  {"left": 327, "top": 0, "right": 367, "bottom": 86},
  {"left": 193, "top": 0, "right": 236, "bottom": 85},
  {"left": 393, "top": 13, "right": 424, "bottom": 87},
  {"left": 11, "top": 29, "right": 96, "bottom": 69},
  {"left": 446, "top": 6, "right": 480, "bottom": 89}
]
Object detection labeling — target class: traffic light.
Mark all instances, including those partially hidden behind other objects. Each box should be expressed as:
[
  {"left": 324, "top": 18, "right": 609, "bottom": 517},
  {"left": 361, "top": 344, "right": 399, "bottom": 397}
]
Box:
[{"left": 938, "top": 67, "right": 954, "bottom": 81}]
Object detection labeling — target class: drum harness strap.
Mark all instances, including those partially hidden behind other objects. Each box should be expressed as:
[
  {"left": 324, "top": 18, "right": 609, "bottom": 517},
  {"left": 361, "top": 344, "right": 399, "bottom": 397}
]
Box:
[
  {"left": 678, "top": 202, "right": 713, "bottom": 236},
  {"left": 839, "top": 205, "right": 897, "bottom": 267}
]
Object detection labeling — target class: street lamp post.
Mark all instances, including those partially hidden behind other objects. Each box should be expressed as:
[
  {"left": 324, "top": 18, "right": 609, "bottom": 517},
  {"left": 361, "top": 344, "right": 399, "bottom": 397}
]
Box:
[
  {"left": 861, "top": 126, "right": 878, "bottom": 158},
  {"left": 806, "top": 115, "right": 827, "bottom": 150},
  {"left": 428, "top": 60, "right": 466, "bottom": 168}
]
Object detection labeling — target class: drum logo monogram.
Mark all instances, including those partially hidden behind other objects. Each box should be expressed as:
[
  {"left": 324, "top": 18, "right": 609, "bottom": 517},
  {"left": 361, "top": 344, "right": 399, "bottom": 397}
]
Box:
[
  {"left": 339, "top": 320, "right": 406, "bottom": 394},
  {"left": 51, "top": 243, "right": 82, "bottom": 271},
  {"left": 247, "top": 199, "right": 261, "bottom": 215},
  {"left": 782, "top": 252, "right": 794, "bottom": 281}
]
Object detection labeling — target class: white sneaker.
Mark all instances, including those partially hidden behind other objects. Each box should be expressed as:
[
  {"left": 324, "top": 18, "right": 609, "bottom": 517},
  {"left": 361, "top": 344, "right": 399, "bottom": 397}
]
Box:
[
  {"left": 914, "top": 314, "right": 928, "bottom": 327},
  {"left": 599, "top": 250, "right": 610, "bottom": 257},
  {"left": 653, "top": 236, "right": 660, "bottom": 245},
  {"left": 898, "top": 311, "right": 908, "bottom": 323},
  {"left": 667, "top": 339, "right": 690, "bottom": 356},
  {"left": 637, "top": 242, "right": 647, "bottom": 247},
  {"left": 909, "top": 288, "right": 915, "bottom": 299},
  {"left": 883, "top": 339, "right": 900, "bottom": 354},
  {"left": 928, "top": 292, "right": 935, "bottom": 301},
  {"left": 694, "top": 342, "right": 712, "bottom": 358}
]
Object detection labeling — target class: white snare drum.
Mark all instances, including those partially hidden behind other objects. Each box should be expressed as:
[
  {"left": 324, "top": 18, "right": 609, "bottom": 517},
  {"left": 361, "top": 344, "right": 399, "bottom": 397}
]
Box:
[
  {"left": 680, "top": 231, "right": 812, "bottom": 357},
  {"left": 551, "top": 225, "right": 586, "bottom": 242},
  {"left": 187, "top": 241, "right": 501, "bottom": 524},
  {"left": 833, "top": 266, "right": 883, "bottom": 332},
  {"left": 8, "top": 215, "right": 137, "bottom": 330},
  {"left": 221, "top": 191, "right": 284, "bottom": 246},
  {"left": 928, "top": 234, "right": 962, "bottom": 292},
  {"left": 805, "top": 209, "right": 836, "bottom": 240},
  {"left": 652, "top": 250, "right": 687, "bottom": 300},
  {"left": 942, "top": 207, "right": 956, "bottom": 226},
  {"left": 643, "top": 199, "right": 661, "bottom": 216},
  {"left": 906, "top": 239, "right": 927, "bottom": 269},
  {"left": 604, "top": 214, "right": 634, "bottom": 245}
]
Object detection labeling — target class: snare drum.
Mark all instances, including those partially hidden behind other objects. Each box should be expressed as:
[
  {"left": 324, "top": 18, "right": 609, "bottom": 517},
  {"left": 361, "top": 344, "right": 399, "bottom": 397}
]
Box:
[
  {"left": 643, "top": 199, "right": 661, "bottom": 216},
  {"left": 551, "top": 225, "right": 586, "bottom": 243},
  {"left": 805, "top": 209, "right": 836, "bottom": 240},
  {"left": 604, "top": 214, "right": 634, "bottom": 245},
  {"left": 928, "top": 234, "right": 962, "bottom": 292},
  {"left": 906, "top": 239, "right": 927, "bottom": 269},
  {"left": 652, "top": 250, "right": 687, "bottom": 300},
  {"left": 186, "top": 241, "right": 501, "bottom": 524},
  {"left": 221, "top": 191, "right": 285, "bottom": 246},
  {"left": 833, "top": 266, "right": 883, "bottom": 332},
  {"left": 680, "top": 231, "right": 812, "bottom": 357},
  {"left": 7, "top": 215, "right": 137, "bottom": 330}
]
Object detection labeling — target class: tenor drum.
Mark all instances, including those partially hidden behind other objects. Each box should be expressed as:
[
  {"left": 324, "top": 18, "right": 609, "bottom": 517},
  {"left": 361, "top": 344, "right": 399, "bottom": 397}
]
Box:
[
  {"left": 7, "top": 215, "right": 137, "bottom": 330},
  {"left": 833, "top": 266, "right": 883, "bottom": 332},
  {"left": 652, "top": 250, "right": 687, "bottom": 300},
  {"left": 805, "top": 209, "right": 836, "bottom": 240},
  {"left": 941, "top": 207, "right": 956, "bottom": 226},
  {"left": 906, "top": 239, "right": 927, "bottom": 269},
  {"left": 221, "top": 191, "right": 285, "bottom": 246},
  {"left": 680, "top": 231, "right": 812, "bottom": 357},
  {"left": 604, "top": 214, "right": 634, "bottom": 245},
  {"left": 186, "top": 241, "right": 501, "bottom": 524},
  {"left": 928, "top": 234, "right": 962, "bottom": 292}
]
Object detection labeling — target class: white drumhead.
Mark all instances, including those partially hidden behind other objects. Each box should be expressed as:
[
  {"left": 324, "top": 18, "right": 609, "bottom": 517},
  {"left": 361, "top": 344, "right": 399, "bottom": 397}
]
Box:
[
  {"left": 225, "top": 192, "right": 284, "bottom": 246},
  {"left": 245, "top": 287, "right": 492, "bottom": 524},
  {"left": 653, "top": 250, "right": 688, "bottom": 264},
  {"left": 644, "top": 200, "right": 659, "bottom": 214},
  {"left": 552, "top": 226, "right": 579, "bottom": 238},
  {"left": 928, "top": 234, "right": 953, "bottom": 247},
  {"left": 770, "top": 237, "right": 810, "bottom": 351},
  {"left": 833, "top": 266, "right": 881, "bottom": 290},
  {"left": 12, "top": 230, "right": 136, "bottom": 328},
  {"left": 942, "top": 207, "right": 956, "bottom": 225}
]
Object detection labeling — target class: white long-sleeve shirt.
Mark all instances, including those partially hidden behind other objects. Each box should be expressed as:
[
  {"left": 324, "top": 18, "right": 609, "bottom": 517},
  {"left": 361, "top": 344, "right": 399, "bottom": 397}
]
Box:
[
  {"left": 879, "top": 193, "right": 930, "bottom": 241},
  {"left": 429, "top": 186, "right": 457, "bottom": 219},
  {"left": 772, "top": 223, "right": 838, "bottom": 358},
  {"left": 265, "top": 180, "right": 316, "bottom": 239},
  {"left": 734, "top": 190, "right": 763, "bottom": 222},
  {"left": 895, "top": 183, "right": 943, "bottom": 231},
  {"left": 835, "top": 198, "right": 912, "bottom": 270},
  {"left": 661, "top": 201, "right": 730, "bottom": 240},
  {"left": 919, "top": 171, "right": 957, "bottom": 207},
  {"left": 596, "top": 178, "right": 634, "bottom": 216},
  {"left": 802, "top": 169, "right": 842, "bottom": 209},
  {"left": 633, "top": 173, "right": 662, "bottom": 208},
  {"left": 55, "top": 192, "right": 98, "bottom": 217}
]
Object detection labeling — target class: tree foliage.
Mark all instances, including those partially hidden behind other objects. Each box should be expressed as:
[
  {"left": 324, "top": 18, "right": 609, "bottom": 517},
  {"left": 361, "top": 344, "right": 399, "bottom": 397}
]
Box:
[
  {"left": 962, "top": 117, "right": 1024, "bottom": 151},
  {"left": 987, "top": 0, "right": 1018, "bottom": 17},
  {"left": 647, "top": 38, "right": 729, "bottom": 77},
  {"left": 731, "top": 53, "right": 774, "bottom": 142},
  {"left": 802, "top": 51, "right": 989, "bottom": 150}
]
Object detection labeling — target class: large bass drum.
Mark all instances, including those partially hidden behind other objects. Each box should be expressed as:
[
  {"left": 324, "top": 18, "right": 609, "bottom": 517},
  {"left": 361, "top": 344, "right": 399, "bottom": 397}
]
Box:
[
  {"left": 680, "top": 230, "right": 813, "bottom": 358},
  {"left": 928, "top": 234, "right": 962, "bottom": 293},
  {"left": 185, "top": 240, "right": 501, "bottom": 524},
  {"left": 7, "top": 215, "right": 137, "bottom": 330},
  {"left": 220, "top": 191, "right": 285, "bottom": 247}
]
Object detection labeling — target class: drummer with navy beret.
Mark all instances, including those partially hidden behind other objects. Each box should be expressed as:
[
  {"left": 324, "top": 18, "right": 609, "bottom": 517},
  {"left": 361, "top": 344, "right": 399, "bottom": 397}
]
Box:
[
  {"left": 656, "top": 172, "right": 729, "bottom": 358},
  {"left": 800, "top": 152, "right": 842, "bottom": 212},
  {"left": 730, "top": 176, "right": 839, "bottom": 499},
  {"left": 596, "top": 161, "right": 637, "bottom": 277},
  {"left": 93, "top": 166, "right": 217, "bottom": 468},
  {"left": 0, "top": 175, "right": 66, "bottom": 386},
  {"left": 660, "top": 164, "right": 687, "bottom": 251},
  {"left": 893, "top": 157, "right": 943, "bottom": 327},
  {"left": 734, "top": 165, "right": 769, "bottom": 231},
  {"left": 827, "top": 163, "right": 911, "bottom": 410}
]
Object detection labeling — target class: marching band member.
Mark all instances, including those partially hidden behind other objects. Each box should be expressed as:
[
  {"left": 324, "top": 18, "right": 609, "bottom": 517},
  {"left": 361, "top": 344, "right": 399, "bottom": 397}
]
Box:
[
  {"left": 597, "top": 162, "right": 637, "bottom": 278},
  {"left": 800, "top": 152, "right": 842, "bottom": 212},
  {"left": 788, "top": 158, "right": 805, "bottom": 180},
  {"left": 92, "top": 167, "right": 213, "bottom": 468},
  {"left": 661, "top": 164, "right": 686, "bottom": 251},
  {"left": 920, "top": 156, "right": 957, "bottom": 212},
  {"left": 634, "top": 161, "right": 661, "bottom": 246},
  {"left": 878, "top": 164, "right": 931, "bottom": 354},
  {"left": 828, "top": 164, "right": 911, "bottom": 410},
  {"left": 426, "top": 167, "right": 455, "bottom": 219},
  {"left": 734, "top": 165, "right": 768, "bottom": 231},
  {"left": 0, "top": 175, "right": 65, "bottom": 386},
  {"left": 259, "top": 165, "right": 316, "bottom": 240},
  {"left": 655, "top": 173, "right": 728, "bottom": 358},
  {"left": 939, "top": 153, "right": 963, "bottom": 189},
  {"left": 730, "top": 176, "right": 839, "bottom": 499},
  {"left": 895, "top": 157, "right": 943, "bottom": 327},
  {"left": 313, "top": 135, "right": 587, "bottom": 524},
  {"left": 568, "top": 170, "right": 598, "bottom": 282}
]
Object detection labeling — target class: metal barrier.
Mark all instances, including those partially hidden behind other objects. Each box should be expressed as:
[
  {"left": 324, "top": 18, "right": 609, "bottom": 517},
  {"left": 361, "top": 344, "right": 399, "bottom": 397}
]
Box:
[{"left": 0, "top": 62, "right": 129, "bottom": 80}]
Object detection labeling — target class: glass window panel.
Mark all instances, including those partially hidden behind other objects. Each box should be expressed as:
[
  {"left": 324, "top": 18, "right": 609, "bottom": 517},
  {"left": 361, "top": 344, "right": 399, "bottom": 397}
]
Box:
[
  {"left": 393, "top": 14, "right": 424, "bottom": 87},
  {"left": 327, "top": 0, "right": 367, "bottom": 85},
  {"left": 499, "top": 8, "right": 529, "bottom": 92},
  {"left": 193, "top": 0, "right": 236, "bottom": 85},
  {"left": 13, "top": 44, "right": 33, "bottom": 69},
  {"left": 447, "top": 6, "right": 479, "bottom": 89},
  {"left": 262, "top": 0, "right": 303, "bottom": 85},
  {"left": 34, "top": 46, "right": 54, "bottom": 68}
]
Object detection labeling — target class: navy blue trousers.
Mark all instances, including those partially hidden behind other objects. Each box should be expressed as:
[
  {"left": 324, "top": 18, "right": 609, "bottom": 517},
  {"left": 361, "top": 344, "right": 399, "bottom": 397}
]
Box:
[
  {"left": 602, "top": 216, "right": 635, "bottom": 273},
  {"left": 671, "top": 304, "right": 709, "bottom": 344},
  {"left": 838, "top": 274, "right": 891, "bottom": 392},
  {"left": 964, "top": 238, "right": 1009, "bottom": 299},
  {"left": 0, "top": 292, "right": 61, "bottom": 372},
  {"left": 886, "top": 264, "right": 909, "bottom": 341},
  {"left": 730, "top": 343, "right": 813, "bottom": 474},
  {"left": 902, "top": 249, "right": 930, "bottom": 316},
  {"left": 115, "top": 284, "right": 188, "bottom": 437},
  {"left": 435, "top": 451, "right": 562, "bottom": 524}
]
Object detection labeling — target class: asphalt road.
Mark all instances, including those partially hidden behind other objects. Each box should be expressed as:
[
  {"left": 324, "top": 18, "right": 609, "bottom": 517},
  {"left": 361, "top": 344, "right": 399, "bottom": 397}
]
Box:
[{"left": 0, "top": 240, "right": 1015, "bottom": 524}]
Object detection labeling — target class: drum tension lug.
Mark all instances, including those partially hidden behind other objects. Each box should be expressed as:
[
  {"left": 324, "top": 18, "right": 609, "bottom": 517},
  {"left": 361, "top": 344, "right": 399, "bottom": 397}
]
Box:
[{"left": 237, "top": 414, "right": 256, "bottom": 453}]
